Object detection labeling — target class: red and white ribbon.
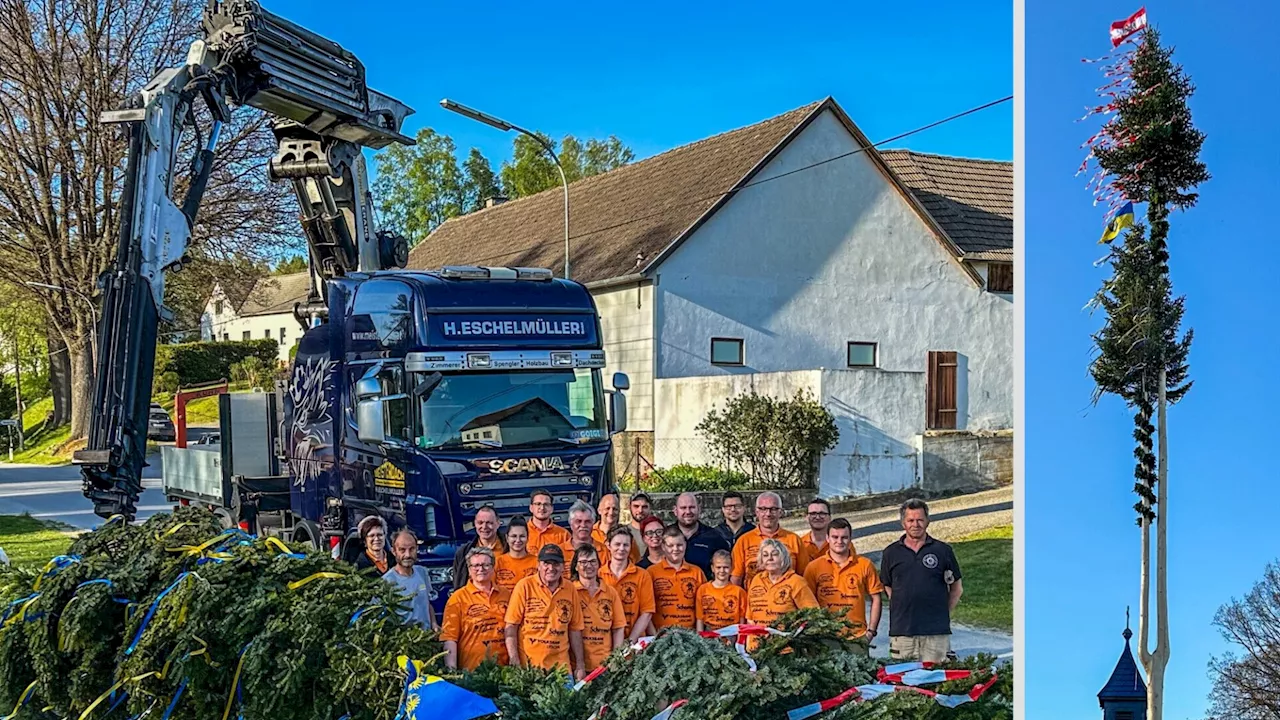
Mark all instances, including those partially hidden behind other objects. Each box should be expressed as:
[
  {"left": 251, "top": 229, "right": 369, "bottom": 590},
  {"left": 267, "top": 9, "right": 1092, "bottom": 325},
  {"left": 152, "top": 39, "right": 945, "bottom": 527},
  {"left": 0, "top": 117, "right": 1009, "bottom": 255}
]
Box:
[
  {"left": 650, "top": 699, "right": 688, "bottom": 720},
  {"left": 785, "top": 673, "right": 1000, "bottom": 719},
  {"left": 573, "top": 665, "right": 608, "bottom": 692}
]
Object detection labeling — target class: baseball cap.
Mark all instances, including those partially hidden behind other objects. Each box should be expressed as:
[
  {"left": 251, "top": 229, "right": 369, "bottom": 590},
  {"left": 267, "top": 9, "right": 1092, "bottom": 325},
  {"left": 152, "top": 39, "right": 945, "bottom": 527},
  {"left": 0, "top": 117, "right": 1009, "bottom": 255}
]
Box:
[
  {"left": 537, "top": 544, "right": 565, "bottom": 564},
  {"left": 631, "top": 492, "right": 652, "bottom": 504}
]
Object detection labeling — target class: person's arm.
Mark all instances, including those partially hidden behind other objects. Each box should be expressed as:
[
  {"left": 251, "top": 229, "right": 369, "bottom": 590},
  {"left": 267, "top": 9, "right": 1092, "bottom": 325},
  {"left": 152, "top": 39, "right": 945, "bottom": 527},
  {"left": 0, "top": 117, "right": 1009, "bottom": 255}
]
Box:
[
  {"left": 443, "top": 640, "right": 459, "bottom": 669},
  {"left": 948, "top": 579, "right": 964, "bottom": 612},
  {"left": 504, "top": 624, "right": 521, "bottom": 666},
  {"left": 868, "top": 595, "right": 883, "bottom": 638},
  {"left": 731, "top": 538, "right": 744, "bottom": 587},
  {"left": 696, "top": 618, "right": 705, "bottom": 632},
  {"left": 629, "top": 613, "right": 653, "bottom": 642},
  {"left": 570, "top": 630, "right": 586, "bottom": 681},
  {"left": 612, "top": 626, "right": 625, "bottom": 650}
]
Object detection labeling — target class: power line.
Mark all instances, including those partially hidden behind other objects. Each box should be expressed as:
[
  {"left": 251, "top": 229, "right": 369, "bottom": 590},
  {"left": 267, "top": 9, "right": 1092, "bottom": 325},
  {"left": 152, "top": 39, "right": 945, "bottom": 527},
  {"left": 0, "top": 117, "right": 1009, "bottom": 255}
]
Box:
[{"left": 445, "top": 95, "right": 1012, "bottom": 267}]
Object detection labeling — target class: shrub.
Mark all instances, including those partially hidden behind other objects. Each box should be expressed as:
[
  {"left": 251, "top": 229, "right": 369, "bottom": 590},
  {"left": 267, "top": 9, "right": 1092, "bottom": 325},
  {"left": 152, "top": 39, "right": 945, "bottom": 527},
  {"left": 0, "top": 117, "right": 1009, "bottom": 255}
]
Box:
[
  {"left": 154, "top": 338, "right": 278, "bottom": 387},
  {"left": 642, "top": 464, "right": 750, "bottom": 493},
  {"left": 696, "top": 390, "right": 839, "bottom": 489},
  {"left": 153, "top": 371, "right": 181, "bottom": 395}
]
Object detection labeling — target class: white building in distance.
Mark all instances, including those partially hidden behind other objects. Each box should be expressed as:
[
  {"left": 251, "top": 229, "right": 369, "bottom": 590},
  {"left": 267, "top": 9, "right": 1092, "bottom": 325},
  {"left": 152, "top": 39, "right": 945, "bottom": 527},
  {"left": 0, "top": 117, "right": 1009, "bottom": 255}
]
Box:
[{"left": 201, "top": 272, "right": 311, "bottom": 363}]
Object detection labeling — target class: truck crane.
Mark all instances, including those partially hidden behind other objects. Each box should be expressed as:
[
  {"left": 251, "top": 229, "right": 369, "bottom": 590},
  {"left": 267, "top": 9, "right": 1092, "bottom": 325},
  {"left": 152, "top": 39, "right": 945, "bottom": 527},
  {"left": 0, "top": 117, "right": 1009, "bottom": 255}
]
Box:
[{"left": 77, "top": 0, "right": 629, "bottom": 614}]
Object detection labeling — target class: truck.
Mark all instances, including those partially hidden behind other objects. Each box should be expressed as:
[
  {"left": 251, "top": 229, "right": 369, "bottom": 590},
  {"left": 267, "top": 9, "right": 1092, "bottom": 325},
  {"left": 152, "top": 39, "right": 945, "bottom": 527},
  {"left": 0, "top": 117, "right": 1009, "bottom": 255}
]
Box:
[{"left": 74, "top": 0, "right": 626, "bottom": 614}]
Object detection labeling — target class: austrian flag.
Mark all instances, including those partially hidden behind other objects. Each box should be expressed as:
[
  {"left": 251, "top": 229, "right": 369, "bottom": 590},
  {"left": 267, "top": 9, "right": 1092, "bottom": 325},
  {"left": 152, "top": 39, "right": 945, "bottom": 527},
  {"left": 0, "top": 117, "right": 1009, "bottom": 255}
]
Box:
[{"left": 1111, "top": 7, "right": 1148, "bottom": 47}]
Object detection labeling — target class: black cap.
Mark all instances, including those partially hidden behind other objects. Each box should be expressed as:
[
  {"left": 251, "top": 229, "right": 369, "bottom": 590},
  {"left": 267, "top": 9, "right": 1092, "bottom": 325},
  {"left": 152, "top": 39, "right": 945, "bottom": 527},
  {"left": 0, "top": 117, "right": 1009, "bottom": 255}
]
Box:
[
  {"left": 631, "top": 492, "right": 652, "bottom": 503},
  {"left": 537, "top": 544, "right": 565, "bottom": 564}
]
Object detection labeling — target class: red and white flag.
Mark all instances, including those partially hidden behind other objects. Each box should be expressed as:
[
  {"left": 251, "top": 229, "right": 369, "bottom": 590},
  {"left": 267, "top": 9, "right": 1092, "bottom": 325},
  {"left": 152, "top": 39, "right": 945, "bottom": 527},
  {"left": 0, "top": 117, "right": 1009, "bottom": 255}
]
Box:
[{"left": 1111, "top": 7, "right": 1148, "bottom": 47}]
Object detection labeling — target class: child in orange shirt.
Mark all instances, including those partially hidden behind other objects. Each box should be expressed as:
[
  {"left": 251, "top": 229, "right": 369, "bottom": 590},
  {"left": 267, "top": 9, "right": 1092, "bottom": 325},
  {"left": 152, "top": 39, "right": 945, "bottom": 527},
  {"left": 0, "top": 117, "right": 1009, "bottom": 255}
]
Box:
[{"left": 696, "top": 550, "right": 746, "bottom": 632}]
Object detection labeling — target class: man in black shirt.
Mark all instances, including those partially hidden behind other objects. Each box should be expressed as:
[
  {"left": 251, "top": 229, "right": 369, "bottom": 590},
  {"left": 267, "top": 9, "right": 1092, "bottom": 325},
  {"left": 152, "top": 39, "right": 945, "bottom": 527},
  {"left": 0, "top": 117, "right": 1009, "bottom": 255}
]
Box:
[
  {"left": 674, "top": 492, "right": 729, "bottom": 578},
  {"left": 879, "top": 498, "right": 962, "bottom": 662},
  {"left": 714, "top": 491, "right": 755, "bottom": 546}
]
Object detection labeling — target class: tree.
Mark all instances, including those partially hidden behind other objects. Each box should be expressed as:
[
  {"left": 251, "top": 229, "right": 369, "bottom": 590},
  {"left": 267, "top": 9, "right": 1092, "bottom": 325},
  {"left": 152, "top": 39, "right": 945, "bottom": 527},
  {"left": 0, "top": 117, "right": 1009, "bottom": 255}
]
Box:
[
  {"left": 1206, "top": 562, "right": 1280, "bottom": 720},
  {"left": 695, "top": 390, "right": 838, "bottom": 489},
  {"left": 273, "top": 255, "right": 309, "bottom": 275},
  {"left": 461, "top": 147, "right": 502, "bottom": 212},
  {"left": 372, "top": 127, "right": 466, "bottom": 245},
  {"left": 1082, "top": 27, "right": 1208, "bottom": 720},
  {"left": 500, "top": 133, "right": 634, "bottom": 198},
  {"left": 161, "top": 252, "right": 271, "bottom": 344},
  {"left": 0, "top": 0, "right": 296, "bottom": 440}
]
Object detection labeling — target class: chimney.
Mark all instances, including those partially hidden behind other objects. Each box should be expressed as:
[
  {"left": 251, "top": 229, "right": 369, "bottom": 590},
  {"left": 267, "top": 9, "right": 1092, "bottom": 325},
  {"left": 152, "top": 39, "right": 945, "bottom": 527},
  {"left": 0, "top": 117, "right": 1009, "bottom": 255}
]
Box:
[{"left": 485, "top": 195, "right": 509, "bottom": 209}]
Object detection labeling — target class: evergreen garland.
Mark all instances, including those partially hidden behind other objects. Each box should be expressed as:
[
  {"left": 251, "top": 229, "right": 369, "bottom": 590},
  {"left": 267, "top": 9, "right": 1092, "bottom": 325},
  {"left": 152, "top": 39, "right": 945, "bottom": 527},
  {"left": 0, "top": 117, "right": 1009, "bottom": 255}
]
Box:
[{"left": 0, "top": 509, "right": 1012, "bottom": 720}]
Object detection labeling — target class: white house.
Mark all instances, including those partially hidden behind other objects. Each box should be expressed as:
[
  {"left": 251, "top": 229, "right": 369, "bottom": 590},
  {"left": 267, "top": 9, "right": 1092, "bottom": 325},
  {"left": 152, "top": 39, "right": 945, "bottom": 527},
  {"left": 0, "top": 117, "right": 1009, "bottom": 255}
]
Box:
[
  {"left": 200, "top": 272, "right": 312, "bottom": 362},
  {"left": 409, "top": 97, "right": 1013, "bottom": 499}
]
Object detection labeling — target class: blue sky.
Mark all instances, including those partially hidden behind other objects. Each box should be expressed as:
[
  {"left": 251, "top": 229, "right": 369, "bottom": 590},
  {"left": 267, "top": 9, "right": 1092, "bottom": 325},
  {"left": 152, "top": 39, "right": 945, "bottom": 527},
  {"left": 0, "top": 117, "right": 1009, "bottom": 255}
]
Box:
[
  {"left": 262, "top": 0, "right": 1011, "bottom": 180},
  {"left": 1026, "top": 2, "right": 1280, "bottom": 718}
]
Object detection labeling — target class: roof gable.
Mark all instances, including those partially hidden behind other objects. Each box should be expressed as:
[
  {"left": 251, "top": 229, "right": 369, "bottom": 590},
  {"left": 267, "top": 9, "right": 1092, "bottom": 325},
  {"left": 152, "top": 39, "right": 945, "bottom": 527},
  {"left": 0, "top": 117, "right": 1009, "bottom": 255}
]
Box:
[
  {"left": 879, "top": 150, "right": 1012, "bottom": 260},
  {"left": 236, "top": 271, "right": 312, "bottom": 317}
]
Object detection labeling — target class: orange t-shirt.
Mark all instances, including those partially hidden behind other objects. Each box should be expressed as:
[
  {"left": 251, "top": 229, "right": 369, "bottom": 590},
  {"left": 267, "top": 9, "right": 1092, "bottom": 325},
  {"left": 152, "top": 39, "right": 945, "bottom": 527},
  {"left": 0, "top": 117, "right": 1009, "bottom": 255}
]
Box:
[
  {"left": 439, "top": 582, "right": 512, "bottom": 670},
  {"left": 648, "top": 561, "right": 706, "bottom": 630},
  {"left": 696, "top": 582, "right": 747, "bottom": 631},
  {"left": 527, "top": 520, "right": 571, "bottom": 553},
  {"left": 601, "top": 563, "right": 656, "bottom": 635},
  {"left": 495, "top": 553, "right": 538, "bottom": 593},
  {"left": 801, "top": 530, "right": 828, "bottom": 559},
  {"left": 745, "top": 570, "right": 819, "bottom": 627},
  {"left": 594, "top": 526, "right": 642, "bottom": 563},
  {"left": 732, "top": 527, "right": 809, "bottom": 587},
  {"left": 575, "top": 581, "right": 627, "bottom": 671},
  {"left": 558, "top": 536, "right": 611, "bottom": 580},
  {"left": 504, "top": 574, "right": 584, "bottom": 671},
  {"left": 803, "top": 552, "right": 884, "bottom": 637}
]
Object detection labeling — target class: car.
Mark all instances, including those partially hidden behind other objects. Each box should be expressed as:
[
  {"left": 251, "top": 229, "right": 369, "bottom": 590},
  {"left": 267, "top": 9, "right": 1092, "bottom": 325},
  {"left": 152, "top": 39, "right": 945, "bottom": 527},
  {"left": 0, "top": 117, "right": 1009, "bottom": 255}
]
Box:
[
  {"left": 147, "top": 408, "right": 176, "bottom": 441},
  {"left": 194, "top": 432, "right": 221, "bottom": 445}
]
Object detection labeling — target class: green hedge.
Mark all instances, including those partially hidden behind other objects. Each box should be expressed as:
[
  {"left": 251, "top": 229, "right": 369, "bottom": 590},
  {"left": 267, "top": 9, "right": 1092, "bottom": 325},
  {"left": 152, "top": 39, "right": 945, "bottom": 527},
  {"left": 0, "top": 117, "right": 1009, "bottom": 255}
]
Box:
[
  {"left": 154, "top": 338, "right": 279, "bottom": 388},
  {"left": 641, "top": 463, "right": 751, "bottom": 493}
]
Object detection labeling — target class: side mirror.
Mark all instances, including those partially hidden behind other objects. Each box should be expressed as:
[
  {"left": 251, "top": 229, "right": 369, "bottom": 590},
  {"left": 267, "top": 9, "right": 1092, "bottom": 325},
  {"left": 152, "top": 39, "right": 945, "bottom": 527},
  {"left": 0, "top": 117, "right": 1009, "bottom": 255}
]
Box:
[
  {"left": 355, "top": 377, "right": 381, "bottom": 400},
  {"left": 612, "top": 372, "right": 630, "bottom": 392},
  {"left": 608, "top": 391, "right": 628, "bottom": 436},
  {"left": 354, "top": 377, "right": 384, "bottom": 443}
]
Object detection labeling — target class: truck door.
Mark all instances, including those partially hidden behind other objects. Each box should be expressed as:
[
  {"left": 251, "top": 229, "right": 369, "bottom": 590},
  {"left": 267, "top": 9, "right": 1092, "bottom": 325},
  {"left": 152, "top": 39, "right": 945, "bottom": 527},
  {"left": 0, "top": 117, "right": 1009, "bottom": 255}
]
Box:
[{"left": 345, "top": 360, "right": 414, "bottom": 520}]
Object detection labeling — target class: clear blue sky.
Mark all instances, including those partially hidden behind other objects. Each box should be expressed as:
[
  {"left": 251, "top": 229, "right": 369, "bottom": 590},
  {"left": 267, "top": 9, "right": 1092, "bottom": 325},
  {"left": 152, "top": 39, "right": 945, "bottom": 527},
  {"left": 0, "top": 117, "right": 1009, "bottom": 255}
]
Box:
[
  {"left": 262, "top": 0, "right": 1011, "bottom": 179},
  {"left": 1026, "top": 3, "right": 1280, "bottom": 719}
]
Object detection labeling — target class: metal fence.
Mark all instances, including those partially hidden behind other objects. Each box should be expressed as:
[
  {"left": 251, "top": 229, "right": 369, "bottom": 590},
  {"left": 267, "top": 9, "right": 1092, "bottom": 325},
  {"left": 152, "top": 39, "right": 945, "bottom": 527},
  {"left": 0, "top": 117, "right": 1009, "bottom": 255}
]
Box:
[{"left": 617, "top": 436, "right": 817, "bottom": 491}]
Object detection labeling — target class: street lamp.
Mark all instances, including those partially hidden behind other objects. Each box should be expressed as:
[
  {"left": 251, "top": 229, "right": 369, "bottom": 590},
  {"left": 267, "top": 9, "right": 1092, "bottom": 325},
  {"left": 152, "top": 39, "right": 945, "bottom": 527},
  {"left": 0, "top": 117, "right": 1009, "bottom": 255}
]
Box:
[
  {"left": 440, "top": 98, "right": 571, "bottom": 279},
  {"left": 25, "top": 281, "right": 98, "bottom": 368}
]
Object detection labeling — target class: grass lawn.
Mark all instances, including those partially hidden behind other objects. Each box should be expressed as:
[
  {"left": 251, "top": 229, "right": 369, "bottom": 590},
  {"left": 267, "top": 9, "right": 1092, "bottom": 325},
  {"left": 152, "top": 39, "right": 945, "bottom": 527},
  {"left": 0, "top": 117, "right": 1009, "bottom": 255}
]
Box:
[
  {"left": 949, "top": 524, "right": 1013, "bottom": 632},
  {"left": 0, "top": 515, "right": 74, "bottom": 568}
]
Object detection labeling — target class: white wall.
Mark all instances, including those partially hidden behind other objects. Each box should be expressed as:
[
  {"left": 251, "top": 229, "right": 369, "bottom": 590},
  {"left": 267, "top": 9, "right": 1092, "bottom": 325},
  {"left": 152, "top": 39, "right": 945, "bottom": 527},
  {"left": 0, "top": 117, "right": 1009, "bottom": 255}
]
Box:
[
  {"left": 652, "top": 108, "right": 1013, "bottom": 434},
  {"left": 200, "top": 289, "right": 296, "bottom": 363},
  {"left": 592, "top": 281, "right": 655, "bottom": 433}
]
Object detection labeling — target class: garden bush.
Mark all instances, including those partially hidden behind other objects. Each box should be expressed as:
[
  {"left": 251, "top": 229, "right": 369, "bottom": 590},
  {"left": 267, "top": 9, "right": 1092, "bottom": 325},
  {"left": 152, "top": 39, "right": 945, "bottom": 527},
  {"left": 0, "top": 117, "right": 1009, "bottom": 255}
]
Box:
[
  {"left": 642, "top": 464, "right": 751, "bottom": 493},
  {"left": 154, "top": 339, "right": 278, "bottom": 388}
]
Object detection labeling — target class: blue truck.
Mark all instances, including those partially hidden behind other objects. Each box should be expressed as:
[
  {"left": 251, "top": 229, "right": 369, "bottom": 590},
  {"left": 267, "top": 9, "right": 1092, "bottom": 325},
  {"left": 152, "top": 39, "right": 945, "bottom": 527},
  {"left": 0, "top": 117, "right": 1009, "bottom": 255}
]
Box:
[
  {"left": 159, "top": 266, "right": 627, "bottom": 613},
  {"left": 74, "top": 3, "right": 624, "bottom": 615}
]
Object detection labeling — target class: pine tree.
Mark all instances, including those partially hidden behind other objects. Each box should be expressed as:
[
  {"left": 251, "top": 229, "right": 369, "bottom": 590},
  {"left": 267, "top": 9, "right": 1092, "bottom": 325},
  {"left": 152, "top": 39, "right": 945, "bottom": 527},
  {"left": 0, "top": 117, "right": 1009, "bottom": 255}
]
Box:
[{"left": 1085, "top": 26, "right": 1207, "bottom": 720}]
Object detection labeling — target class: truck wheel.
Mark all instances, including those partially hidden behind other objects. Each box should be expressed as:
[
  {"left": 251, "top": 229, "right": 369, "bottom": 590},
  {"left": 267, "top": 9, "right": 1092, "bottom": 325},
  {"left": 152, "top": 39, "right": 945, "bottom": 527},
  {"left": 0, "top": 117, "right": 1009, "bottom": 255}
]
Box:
[{"left": 292, "top": 520, "right": 322, "bottom": 550}]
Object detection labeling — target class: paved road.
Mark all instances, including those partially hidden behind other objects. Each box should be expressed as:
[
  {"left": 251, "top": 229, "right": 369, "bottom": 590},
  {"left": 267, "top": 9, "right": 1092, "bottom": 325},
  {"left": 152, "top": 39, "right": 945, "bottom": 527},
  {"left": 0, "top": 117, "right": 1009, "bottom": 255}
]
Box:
[{"left": 0, "top": 428, "right": 220, "bottom": 528}]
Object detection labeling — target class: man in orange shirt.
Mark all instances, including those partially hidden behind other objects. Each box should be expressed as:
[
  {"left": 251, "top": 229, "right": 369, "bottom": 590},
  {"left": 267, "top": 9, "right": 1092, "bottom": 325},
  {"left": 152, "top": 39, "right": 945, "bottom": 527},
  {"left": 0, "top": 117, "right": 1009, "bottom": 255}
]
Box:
[
  {"left": 559, "top": 500, "right": 610, "bottom": 578},
  {"left": 496, "top": 516, "right": 537, "bottom": 592},
  {"left": 800, "top": 498, "right": 832, "bottom": 558},
  {"left": 696, "top": 549, "right": 746, "bottom": 632},
  {"left": 572, "top": 544, "right": 626, "bottom": 671},
  {"left": 504, "top": 544, "right": 587, "bottom": 679},
  {"left": 601, "top": 526, "right": 656, "bottom": 640},
  {"left": 803, "top": 518, "right": 883, "bottom": 654},
  {"left": 731, "top": 491, "right": 808, "bottom": 588},
  {"left": 593, "top": 492, "right": 640, "bottom": 563},
  {"left": 440, "top": 547, "right": 511, "bottom": 670},
  {"left": 745, "top": 538, "right": 818, "bottom": 630},
  {"left": 526, "top": 489, "right": 571, "bottom": 552},
  {"left": 648, "top": 527, "right": 706, "bottom": 630}
]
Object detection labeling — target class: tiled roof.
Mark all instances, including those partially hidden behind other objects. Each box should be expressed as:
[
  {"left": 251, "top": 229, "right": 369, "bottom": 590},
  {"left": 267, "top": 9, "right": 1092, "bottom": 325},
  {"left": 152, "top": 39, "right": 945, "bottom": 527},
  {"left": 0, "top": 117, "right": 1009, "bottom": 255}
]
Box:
[
  {"left": 879, "top": 150, "right": 1013, "bottom": 260},
  {"left": 1098, "top": 631, "right": 1147, "bottom": 705},
  {"left": 237, "top": 271, "right": 311, "bottom": 316},
  {"left": 407, "top": 102, "right": 823, "bottom": 285}
]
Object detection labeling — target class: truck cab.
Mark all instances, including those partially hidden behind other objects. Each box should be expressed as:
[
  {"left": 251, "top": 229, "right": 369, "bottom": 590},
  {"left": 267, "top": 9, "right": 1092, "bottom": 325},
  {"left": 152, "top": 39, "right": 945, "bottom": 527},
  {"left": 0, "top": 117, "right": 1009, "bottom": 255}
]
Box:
[{"left": 283, "top": 265, "right": 625, "bottom": 611}]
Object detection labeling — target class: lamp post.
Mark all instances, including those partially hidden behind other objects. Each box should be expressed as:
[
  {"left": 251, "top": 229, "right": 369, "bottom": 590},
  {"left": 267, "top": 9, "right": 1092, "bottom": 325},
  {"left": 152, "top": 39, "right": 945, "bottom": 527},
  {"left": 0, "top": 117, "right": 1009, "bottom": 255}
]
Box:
[
  {"left": 440, "top": 98, "right": 571, "bottom": 279},
  {"left": 25, "top": 281, "right": 98, "bottom": 370}
]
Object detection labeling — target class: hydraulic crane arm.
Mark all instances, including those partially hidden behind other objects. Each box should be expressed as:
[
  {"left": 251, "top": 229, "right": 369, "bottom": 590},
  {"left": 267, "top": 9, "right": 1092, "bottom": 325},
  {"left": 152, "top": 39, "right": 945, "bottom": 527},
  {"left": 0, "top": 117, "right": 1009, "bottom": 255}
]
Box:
[{"left": 76, "top": 0, "right": 413, "bottom": 519}]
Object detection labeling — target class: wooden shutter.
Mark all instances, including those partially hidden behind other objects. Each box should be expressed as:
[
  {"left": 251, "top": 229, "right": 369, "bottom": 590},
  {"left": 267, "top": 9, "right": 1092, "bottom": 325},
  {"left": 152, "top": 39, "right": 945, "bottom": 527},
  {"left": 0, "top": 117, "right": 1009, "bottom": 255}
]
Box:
[
  {"left": 927, "top": 351, "right": 958, "bottom": 430},
  {"left": 987, "top": 262, "right": 1013, "bottom": 293}
]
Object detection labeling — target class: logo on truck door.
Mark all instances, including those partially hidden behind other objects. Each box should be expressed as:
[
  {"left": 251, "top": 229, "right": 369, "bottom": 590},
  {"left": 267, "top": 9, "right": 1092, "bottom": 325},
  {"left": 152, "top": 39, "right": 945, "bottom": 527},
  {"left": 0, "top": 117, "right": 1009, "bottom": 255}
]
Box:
[
  {"left": 484, "top": 457, "right": 566, "bottom": 474},
  {"left": 374, "top": 461, "right": 406, "bottom": 489}
]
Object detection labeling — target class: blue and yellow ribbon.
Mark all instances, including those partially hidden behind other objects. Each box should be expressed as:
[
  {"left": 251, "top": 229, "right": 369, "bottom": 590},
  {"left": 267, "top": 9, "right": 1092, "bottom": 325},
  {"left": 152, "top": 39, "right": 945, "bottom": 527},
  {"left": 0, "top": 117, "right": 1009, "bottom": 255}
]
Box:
[
  {"left": 0, "top": 680, "right": 36, "bottom": 720},
  {"left": 287, "top": 572, "right": 345, "bottom": 591},
  {"left": 124, "top": 573, "right": 191, "bottom": 655}
]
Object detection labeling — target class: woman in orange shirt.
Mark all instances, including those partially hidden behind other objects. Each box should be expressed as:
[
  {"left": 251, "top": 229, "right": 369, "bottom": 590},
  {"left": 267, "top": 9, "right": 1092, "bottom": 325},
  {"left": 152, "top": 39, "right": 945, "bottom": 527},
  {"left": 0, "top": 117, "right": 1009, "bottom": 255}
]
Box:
[
  {"left": 745, "top": 538, "right": 819, "bottom": 630},
  {"left": 571, "top": 543, "right": 627, "bottom": 671},
  {"left": 636, "top": 515, "right": 666, "bottom": 569},
  {"left": 353, "top": 516, "right": 389, "bottom": 573},
  {"left": 602, "top": 526, "right": 657, "bottom": 640}
]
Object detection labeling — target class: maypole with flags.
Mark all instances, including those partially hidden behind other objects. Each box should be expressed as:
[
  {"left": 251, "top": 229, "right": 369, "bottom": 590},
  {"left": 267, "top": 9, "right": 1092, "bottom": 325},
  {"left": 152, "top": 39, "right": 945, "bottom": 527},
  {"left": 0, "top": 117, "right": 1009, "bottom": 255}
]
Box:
[{"left": 1079, "top": 8, "right": 1208, "bottom": 720}]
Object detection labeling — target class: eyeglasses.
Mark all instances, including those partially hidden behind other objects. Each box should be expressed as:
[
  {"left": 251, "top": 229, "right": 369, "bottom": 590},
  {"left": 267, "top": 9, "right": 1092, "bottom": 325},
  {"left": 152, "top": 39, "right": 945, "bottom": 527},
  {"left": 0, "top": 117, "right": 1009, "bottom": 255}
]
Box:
[
  {"left": 643, "top": 530, "right": 664, "bottom": 537},
  {"left": 722, "top": 503, "right": 743, "bottom": 510},
  {"left": 756, "top": 507, "right": 781, "bottom": 514},
  {"left": 807, "top": 511, "right": 830, "bottom": 517},
  {"left": 577, "top": 558, "right": 600, "bottom": 566},
  {"left": 531, "top": 502, "right": 552, "bottom": 507},
  {"left": 469, "top": 562, "right": 493, "bottom": 570}
]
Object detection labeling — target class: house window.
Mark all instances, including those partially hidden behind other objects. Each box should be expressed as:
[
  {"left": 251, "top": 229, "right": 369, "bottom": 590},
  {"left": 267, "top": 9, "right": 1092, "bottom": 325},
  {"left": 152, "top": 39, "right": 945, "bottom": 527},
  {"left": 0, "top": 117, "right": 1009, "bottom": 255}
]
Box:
[
  {"left": 222, "top": 333, "right": 229, "bottom": 342},
  {"left": 926, "top": 351, "right": 958, "bottom": 430},
  {"left": 242, "top": 331, "right": 251, "bottom": 341},
  {"left": 1116, "top": 713, "right": 1134, "bottom": 720},
  {"left": 710, "top": 338, "right": 744, "bottom": 366},
  {"left": 264, "top": 329, "right": 271, "bottom": 339},
  {"left": 279, "top": 328, "right": 287, "bottom": 345},
  {"left": 847, "top": 342, "right": 877, "bottom": 368},
  {"left": 987, "top": 262, "right": 1013, "bottom": 293},
  {"left": 215, "top": 299, "right": 224, "bottom": 314}
]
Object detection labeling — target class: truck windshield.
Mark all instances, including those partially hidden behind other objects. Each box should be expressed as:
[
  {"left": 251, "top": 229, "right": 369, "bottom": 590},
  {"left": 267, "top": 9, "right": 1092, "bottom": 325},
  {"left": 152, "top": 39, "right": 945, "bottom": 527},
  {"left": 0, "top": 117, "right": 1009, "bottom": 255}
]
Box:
[{"left": 414, "top": 369, "right": 608, "bottom": 451}]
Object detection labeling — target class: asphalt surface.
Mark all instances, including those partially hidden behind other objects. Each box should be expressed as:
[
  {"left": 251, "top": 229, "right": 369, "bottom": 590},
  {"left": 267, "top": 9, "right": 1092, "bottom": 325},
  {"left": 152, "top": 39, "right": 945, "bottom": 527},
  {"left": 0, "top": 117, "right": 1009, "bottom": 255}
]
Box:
[{"left": 0, "top": 427, "right": 220, "bottom": 528}]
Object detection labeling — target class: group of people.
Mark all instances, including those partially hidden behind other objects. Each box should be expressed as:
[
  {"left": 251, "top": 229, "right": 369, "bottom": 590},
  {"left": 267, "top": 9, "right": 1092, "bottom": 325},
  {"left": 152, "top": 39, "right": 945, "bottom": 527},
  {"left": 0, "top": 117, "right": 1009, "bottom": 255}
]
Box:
[{"left": 351, "top": 489, "right": 963, "bottom": 680}]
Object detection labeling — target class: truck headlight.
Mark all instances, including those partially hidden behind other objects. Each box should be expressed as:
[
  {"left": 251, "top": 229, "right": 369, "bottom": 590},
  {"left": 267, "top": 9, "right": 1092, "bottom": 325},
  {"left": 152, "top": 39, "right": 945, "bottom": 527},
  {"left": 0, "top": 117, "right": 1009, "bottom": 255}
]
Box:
[{"left": 428, "top": 566, "right": 453, "bottom": 589}]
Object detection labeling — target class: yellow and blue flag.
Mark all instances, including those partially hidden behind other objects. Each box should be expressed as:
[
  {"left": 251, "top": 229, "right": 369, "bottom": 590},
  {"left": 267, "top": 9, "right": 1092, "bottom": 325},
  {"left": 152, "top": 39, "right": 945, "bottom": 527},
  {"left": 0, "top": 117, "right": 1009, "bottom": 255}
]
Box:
[
  {"left": 1099, "top": 201, "right": 1136, "bottom": 243},
  {"left": 394, "top": 656, "right": 498, "bottom": 720}
]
